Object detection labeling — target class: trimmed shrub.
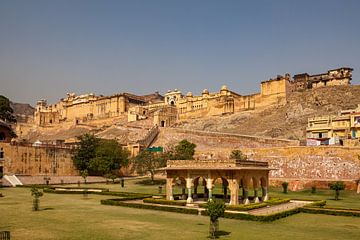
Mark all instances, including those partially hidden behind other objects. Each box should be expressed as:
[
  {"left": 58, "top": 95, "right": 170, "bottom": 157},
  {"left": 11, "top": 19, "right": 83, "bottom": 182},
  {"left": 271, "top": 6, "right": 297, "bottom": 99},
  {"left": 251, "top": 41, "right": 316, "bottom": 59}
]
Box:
[
  {"left": 264, "top": 198, "right": 290, "bottom": 205},
  {"left": 143, "top": 198, "right": 187, "bottom": 206},
  {"left": 101, "top": 199, "right": 198, "bottom": 215},
  {"left": 301, "top": 207, "right": 360, "bottom": 217},
  {"left": 226, "top": 203, "right": 268, "bottom": 211}
]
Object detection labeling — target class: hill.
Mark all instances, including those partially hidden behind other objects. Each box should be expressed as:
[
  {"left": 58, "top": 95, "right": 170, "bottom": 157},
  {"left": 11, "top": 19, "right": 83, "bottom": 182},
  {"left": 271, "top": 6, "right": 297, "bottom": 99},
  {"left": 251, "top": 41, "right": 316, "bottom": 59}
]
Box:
[{"left": 173, "top": 85, "right": 360, "bottom": 140}]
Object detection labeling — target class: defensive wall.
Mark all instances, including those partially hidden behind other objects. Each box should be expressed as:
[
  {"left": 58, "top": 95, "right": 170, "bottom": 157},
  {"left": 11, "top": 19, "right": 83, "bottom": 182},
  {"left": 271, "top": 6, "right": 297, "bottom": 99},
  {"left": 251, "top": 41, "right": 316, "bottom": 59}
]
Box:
[
  {"left": 196, "top": 146, "right": 360, "bottom": 190},
  {"left": 153, "top": 128, "right": 299, "bottom": 151},
  {"left": 0, "top": 142, "right": 77, "bottom": 176}
]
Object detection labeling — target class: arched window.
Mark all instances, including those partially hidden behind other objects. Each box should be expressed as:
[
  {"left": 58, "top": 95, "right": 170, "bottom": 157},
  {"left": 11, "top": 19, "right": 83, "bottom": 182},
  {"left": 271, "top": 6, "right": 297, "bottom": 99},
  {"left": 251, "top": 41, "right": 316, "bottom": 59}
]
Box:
[{"left": 0, "top": 148, "right": 4, "bottom": 159}]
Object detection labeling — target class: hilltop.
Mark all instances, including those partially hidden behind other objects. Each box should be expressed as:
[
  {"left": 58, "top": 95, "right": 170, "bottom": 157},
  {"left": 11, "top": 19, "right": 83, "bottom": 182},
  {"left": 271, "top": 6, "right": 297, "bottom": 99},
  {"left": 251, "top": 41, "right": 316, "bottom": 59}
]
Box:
[{"left": 174, "top": 85, "right": 360, "bottom": 140}]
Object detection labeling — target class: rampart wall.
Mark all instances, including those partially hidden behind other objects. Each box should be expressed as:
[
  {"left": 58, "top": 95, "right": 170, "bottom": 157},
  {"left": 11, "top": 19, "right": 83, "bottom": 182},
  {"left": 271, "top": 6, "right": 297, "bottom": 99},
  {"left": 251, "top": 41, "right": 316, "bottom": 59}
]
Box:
[{"left": 0, "top": 142, "right": 77, "bottom": 176}]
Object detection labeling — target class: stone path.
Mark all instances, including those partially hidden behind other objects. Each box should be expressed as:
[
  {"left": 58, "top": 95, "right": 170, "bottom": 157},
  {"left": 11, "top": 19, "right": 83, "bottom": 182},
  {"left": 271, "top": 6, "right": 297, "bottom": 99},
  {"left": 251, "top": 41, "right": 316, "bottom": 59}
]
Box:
[
  {"left": 123, "top": 199, "right": 313, "bottom": 216},
  {"left": 248, "top": 200, "right": 312, "bottom": 215}
]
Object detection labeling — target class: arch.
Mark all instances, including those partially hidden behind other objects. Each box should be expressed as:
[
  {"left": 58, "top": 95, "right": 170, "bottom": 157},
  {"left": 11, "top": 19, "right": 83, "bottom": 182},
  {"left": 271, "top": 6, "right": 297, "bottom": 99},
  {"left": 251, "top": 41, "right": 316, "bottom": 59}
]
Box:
[{"left": 211, "top": 177, "right": 230, "bottom": 202}]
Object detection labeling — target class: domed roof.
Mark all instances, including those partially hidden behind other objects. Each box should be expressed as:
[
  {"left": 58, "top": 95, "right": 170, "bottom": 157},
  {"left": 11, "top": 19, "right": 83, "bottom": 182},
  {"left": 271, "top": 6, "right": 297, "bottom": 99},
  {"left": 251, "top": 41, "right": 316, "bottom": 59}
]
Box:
[
  {"left": 186, "top": 92, "right": 193, "bottom": 97},
  {"left": 221, "top": 85, "right": 228, "bottom": 91},
  {"left": 202, "top": 89, "right": 209, "bottom": 94}
]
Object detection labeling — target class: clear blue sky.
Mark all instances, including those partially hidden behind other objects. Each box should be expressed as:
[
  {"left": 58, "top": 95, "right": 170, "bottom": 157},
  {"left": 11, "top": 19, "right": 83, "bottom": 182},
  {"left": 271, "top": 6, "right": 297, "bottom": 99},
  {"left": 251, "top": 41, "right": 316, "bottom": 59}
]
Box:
[{"left": 1, "top": 0, "right": 359, "bottom": 105}]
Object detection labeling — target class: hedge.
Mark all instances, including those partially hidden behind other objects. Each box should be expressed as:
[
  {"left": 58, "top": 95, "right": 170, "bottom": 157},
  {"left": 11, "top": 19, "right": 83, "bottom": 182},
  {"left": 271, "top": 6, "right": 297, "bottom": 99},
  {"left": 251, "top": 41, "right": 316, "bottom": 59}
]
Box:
[
  {"left": 304, "top": 200, "right": 326, "bottom": 208},
  {"left": 43, "top": 188, "right": 151, "bottom": 198},
  {"left": 200, "top": 207, "right": 301, "bottom": 222},
  {"left": 264, "top": 198, "right": 291, "bottom": 205},
  {"left": 101, "top": 199, "right": 199, "bottom": 215},
  {"left": 143, "top": 198, "right": 187, "bottom": 206},
  {"left": 199, "top": 202, "right": 268, "bottom": 211},
  {"left": 226, "top": 203, "right": 268, "bottom": 211},
  {"left": 300, "top": 207, "right": 360, "bottom": 217}
]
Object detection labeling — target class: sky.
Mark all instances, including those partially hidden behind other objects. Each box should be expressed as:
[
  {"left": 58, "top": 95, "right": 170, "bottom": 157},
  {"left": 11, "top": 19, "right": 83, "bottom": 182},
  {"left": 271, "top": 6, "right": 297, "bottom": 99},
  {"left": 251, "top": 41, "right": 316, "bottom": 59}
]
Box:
[{"left": 1, "top": 0, "right": 360, "bottom": 105}]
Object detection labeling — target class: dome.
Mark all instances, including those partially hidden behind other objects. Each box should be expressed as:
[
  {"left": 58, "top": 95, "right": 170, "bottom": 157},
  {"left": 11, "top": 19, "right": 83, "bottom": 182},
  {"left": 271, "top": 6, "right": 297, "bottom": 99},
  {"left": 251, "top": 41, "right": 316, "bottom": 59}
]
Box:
[
  {"left": 202, "top": 89, "right": 209, "bottom": 94},
  {"left": 186, "top": 92, "right": 193, "bottom": 97},
  {"left": 221, "top": 85, "right": 228, "bottom": 91}
]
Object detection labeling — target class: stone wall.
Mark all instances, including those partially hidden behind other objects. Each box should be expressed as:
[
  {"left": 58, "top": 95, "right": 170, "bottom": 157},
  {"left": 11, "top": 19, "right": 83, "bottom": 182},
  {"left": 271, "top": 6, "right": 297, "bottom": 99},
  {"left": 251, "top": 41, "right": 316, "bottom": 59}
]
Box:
[
  {"left": 153, "top": 128, "right": 299, "bottom": 152},
  {"left": 242, "top": 146, "right": 360, "bottom": 190},
  {"left": 0, "top": 142, "right": 77, "bottom": 176}
]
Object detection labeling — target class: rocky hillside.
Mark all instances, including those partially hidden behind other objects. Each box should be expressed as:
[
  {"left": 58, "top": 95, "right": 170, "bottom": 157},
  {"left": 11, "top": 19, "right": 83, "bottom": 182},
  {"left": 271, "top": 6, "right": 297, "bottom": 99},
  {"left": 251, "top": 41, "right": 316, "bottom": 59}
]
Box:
[{"left": 174, "top": 85, "right": 360, "bottom": 140}]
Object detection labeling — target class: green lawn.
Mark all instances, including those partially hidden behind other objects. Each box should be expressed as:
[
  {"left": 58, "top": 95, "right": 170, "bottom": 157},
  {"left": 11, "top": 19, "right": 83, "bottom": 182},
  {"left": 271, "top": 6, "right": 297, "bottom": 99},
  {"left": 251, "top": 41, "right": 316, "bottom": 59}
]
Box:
[
  {"left": 0, "top": 187, "right": 360, "bottom": 240},
  {"left": 59, "top": 178, "right": 360, "bottom": 209},
  {"left": 1, "top": 178, "right": 360, "bottom": 240}
]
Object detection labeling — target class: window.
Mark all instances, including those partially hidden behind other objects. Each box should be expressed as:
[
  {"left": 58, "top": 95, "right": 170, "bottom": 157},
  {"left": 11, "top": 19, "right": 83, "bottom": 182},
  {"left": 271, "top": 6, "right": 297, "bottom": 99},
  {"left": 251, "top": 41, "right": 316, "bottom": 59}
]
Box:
[
  {"left": 0, "top": 148, "right": 4, "bottom": 159},
  {"left": 0, "top": 132, "right": 5, "bottom": 141}
]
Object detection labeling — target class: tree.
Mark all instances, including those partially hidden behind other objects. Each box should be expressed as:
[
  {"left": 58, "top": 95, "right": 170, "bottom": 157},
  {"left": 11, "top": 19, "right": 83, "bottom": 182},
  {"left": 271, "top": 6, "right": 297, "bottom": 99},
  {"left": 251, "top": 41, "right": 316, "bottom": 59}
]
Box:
[
  {"left": 329, "top": 181, "right": 345, "bottom": 200},
  {"left": 229, "top": 149, "right": 248, "bottom": 160},
  {"left": 206, "top": 198, "right": 226, "bottom": 239},
  {"left": 282, "top": 182, "right": 289, "bottom": 194},
  {"left": 80, "top": 169, "right": 88, "bottom": 184},
  {"left": 72, "top": 134, "right": 99, "bottom": 172},
  {"left": 0, "top": 95, "right": 16, "bottom": 123},
  {"left": 132, "top": 150, "right": 166, "bottom": 183},
  {"left": 31, "top": 186, "right": 43, "bottom": 211},
  {"left": 173, "top": 139, "right": 196, "bottom": 160},
  {"left": 90, "top": 139, "right": 129, "bottom": 177}
]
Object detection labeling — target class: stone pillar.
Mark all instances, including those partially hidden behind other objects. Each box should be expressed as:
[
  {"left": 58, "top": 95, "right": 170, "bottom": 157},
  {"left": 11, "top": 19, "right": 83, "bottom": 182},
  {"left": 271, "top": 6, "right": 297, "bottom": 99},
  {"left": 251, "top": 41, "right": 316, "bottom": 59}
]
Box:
[
  {"left": 243, "top": 188, "right": 249, "bottom": 205},
  {"left": 254, "top": 189, "right": 259, "bottom": 203},
  {"left": 206, "top": 177, "right": 213, "bottom": 201},
  {"left": 186, "top": 177, "right": 193, "bottom": 203},
  {"left": 228, "top": 179, "right": 239, "bottom": 205},
  {"left": 262, "top": 186, "right": 268, "bottom": 201},
  {"left": 166, "top": 177, "right": 174, "bottom": 200}
]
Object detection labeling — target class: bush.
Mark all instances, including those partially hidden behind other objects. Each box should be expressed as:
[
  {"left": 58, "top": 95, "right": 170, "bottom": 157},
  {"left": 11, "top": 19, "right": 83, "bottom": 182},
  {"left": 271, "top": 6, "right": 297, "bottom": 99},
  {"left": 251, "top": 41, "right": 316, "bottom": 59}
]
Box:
[
  {"left": 101, "top": 198, "right": 199, "bottom": 215},
  {"left": 301, "top": 207, "right": 360, "bottom": 217},
  {"left": 264, "top": 198, "right": 291, "bottom": 205},
  {"left": 226, "top": 203, "right": 268, "bottom": 211},
  {"left": 282, "top": 182, "right": 289, "bottom": 194},
  {"left": 329, "top": 181, "right": 345, "bottom": 200},
  {"left": 143, "top": 198, "right": 187, "bottom": 206},
  {"left": 311, "top": 186, "right": 316, "bottom": 194}
]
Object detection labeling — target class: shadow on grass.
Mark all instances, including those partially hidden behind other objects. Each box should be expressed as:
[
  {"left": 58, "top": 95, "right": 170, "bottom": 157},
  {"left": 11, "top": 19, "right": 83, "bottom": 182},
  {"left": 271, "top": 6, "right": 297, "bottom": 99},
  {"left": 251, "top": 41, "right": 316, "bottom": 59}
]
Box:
[
  {"left": 42, "top": 207, "right": 55, "bottom": 211},
  {"left": 208, "top": 231, "right": 231, "bottom": 239}
]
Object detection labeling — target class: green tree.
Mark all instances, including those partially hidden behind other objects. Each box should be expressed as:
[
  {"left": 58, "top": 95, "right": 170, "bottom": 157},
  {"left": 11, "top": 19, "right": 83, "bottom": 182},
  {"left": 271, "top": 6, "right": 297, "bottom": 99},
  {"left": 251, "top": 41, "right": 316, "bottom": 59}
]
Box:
[
  {"left": 80, "top": 169, "right": 88, "bottom": 184},
  {"left": 0, "top": 95, "right": 16, "bottom": 123},
  {"left": 329, "top": 181, "right": 345, "bottom": 200},
  {"left": 72, "top": 134, "right": 99, "bottom": 172},
  {"left": 206, "top": 198, "right": 226, "bottom": 239},
  {"left": 229, "top": 149, "right": 248, "bottom": 160},
  {"left": 174, "top": 139, "right": 196, "bottom": 160},
  {"left": 31, "top": 186, "right": 43, "bottom": 211},
  {"left": 282, "top": 182, "right": 289, "bottom": 194},
  {"left": 90, "top": 139, "right": 129, "bottom": 177},
  {"left": 132, "top": 150, "right": 166, "bottom": 183}
]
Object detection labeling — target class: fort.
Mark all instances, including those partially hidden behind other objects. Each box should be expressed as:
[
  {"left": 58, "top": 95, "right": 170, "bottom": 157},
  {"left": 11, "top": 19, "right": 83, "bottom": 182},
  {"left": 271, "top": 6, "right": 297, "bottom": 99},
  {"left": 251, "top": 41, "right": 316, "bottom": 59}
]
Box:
[
  {"left": 33, "top": 67, "right": 353, "bottom": 128},
  {"left": 1, "top": 67, "right": 359, "bottom": 191}
]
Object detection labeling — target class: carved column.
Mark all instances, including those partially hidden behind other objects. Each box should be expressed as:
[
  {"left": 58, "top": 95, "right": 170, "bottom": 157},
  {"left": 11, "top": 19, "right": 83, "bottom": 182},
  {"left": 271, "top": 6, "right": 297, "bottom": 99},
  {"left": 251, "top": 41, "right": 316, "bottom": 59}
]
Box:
[
  {"left": 166, "top": 177, "right": 174, "bottom": 200},
  {"left": 253, "top": 177, "right": 259, "bottom": 203},
  {"left": 243, "top": 177, "right": 250, "bottom": 205},
  {"left": 186, "top": 177, "right": 193, "bottom": 203},
  {"left": 228, "top": 179, "right": 239, "bottom": 205}
]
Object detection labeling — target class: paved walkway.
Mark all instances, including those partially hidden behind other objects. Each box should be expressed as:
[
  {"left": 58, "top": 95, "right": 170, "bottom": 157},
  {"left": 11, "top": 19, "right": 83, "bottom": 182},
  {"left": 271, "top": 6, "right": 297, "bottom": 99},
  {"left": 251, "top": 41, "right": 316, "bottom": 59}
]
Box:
[
  {"left": 124, "top": 199, "right": 313, "bottom": 216},
  {"left": 248, "top": 200, "right": 312, "bottom": 215}
]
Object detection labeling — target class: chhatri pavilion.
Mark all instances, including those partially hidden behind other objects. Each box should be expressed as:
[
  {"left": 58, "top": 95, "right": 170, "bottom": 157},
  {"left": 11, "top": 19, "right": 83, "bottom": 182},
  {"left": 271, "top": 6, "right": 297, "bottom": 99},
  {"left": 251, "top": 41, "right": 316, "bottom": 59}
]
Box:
[{"left": 164, "top": 159, "right": 272, "bottom": 205}]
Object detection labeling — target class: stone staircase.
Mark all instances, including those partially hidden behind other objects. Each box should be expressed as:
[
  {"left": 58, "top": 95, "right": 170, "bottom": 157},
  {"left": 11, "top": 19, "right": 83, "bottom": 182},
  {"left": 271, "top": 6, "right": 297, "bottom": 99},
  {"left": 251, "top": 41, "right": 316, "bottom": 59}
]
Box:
[{"left": 3, "top": 175, "right": 23, "bottom": 187}]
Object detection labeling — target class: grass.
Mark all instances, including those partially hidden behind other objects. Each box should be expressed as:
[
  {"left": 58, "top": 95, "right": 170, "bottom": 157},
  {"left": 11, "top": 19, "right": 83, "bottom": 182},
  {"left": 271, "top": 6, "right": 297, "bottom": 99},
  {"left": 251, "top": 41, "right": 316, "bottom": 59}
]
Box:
[
  {"left": 0, "top": 187, "right": 360, "bottom": 240},
  {"left": 58, "top": 178, "right": 360, "bottom": 209}
]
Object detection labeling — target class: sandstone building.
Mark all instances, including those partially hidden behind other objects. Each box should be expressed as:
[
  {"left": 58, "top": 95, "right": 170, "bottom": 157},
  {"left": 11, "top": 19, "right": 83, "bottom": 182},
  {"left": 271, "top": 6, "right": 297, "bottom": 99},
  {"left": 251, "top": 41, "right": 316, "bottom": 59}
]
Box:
[
  {"left": 306, "top": 104, "right": 360, "bottom": 146},
  {"left": 293, "top": 67, "right": 353, "bottom": 90},
  {"left": 33, "top": 67, "right": 353, "bottom": 128}
]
